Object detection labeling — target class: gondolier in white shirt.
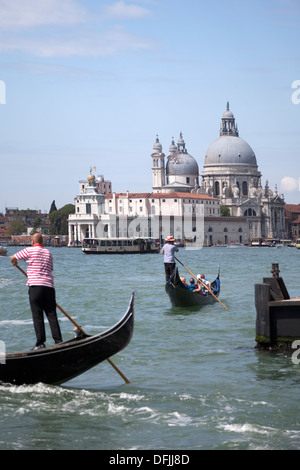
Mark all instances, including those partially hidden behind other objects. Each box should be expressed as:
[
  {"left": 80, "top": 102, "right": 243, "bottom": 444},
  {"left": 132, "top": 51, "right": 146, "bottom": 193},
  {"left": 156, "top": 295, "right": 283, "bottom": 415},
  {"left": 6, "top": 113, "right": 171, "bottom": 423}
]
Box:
[
  {"left": 161, "top": 236, "right": 179, "bottom": 282},
  {"left": 11, "top": 233, "right": 63, "bottom": 350}
]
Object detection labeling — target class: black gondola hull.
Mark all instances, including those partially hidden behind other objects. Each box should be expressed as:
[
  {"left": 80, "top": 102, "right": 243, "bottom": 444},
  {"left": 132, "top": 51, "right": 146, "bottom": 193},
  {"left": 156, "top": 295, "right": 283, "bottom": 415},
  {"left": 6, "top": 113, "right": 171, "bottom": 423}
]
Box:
[
  {"left": 165, "top": 268, "right": 220, "bottom": 308},
  {"left": 0, "top": 293, "right": 134, "bottom": 386}
]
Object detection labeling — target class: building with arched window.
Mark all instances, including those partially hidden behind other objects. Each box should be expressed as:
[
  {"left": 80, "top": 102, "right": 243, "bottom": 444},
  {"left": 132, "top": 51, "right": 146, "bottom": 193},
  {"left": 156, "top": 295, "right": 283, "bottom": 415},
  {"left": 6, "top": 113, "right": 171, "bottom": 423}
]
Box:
[{"left": 199, "top": 103, "right": 285, "bottom": 239}]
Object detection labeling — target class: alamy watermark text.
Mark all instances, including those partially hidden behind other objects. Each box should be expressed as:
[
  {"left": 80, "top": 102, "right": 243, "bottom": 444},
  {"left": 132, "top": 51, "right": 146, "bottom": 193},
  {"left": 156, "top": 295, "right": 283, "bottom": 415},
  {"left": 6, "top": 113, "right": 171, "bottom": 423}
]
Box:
[
  {"left": 0, "top": 80, "right": 6, "bottom": 104},
  {"left": 0, "top": 340, "right": 6, "bottom": 365}
]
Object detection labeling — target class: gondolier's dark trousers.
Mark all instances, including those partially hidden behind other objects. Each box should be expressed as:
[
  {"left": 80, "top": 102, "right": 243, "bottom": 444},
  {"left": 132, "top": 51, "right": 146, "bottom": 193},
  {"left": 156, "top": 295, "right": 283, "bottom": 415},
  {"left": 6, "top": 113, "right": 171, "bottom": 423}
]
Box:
[
  {"left": 164, "top": 262, "right": 175, "bottom": 282},
  {"left": 28, "top": 286, "right": 62, "bottom": 347}
]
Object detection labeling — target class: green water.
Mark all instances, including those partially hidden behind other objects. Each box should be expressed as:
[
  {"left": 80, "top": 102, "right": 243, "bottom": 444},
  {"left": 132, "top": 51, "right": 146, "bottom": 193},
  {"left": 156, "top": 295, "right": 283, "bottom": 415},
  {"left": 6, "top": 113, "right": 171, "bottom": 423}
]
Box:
[{"left": 0, "top": 246, "right": 300, "bottom": 450}]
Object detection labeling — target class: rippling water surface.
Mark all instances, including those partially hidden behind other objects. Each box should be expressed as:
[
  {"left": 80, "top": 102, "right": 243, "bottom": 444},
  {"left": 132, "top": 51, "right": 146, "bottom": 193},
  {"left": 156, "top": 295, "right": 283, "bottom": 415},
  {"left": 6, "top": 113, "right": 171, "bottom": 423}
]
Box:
[{"left": 0, "top": 245, "right": 300, "bottom": 450}]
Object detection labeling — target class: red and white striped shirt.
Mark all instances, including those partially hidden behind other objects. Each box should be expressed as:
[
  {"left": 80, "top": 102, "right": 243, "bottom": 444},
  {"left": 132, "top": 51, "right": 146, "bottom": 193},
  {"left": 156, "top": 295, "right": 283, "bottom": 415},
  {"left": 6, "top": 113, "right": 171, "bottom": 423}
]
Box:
[{"left": 15, "top": 245, "right": 54, "bottom": 288}]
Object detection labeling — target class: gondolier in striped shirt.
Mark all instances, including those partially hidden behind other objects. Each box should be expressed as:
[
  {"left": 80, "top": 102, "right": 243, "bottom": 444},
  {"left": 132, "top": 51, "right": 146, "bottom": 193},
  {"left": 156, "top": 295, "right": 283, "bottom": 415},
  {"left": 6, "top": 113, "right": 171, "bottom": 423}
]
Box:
[{"left": 11, "top": 233, "right": 63, "bottom": 350}]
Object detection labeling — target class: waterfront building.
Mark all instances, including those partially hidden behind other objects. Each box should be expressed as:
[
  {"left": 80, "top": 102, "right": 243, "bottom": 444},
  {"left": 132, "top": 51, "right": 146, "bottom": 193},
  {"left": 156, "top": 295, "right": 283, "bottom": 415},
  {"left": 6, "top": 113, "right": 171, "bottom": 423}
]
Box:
[
  {"left": 0, "top": 212, "right": 10, "bottom": 243},
  {"left": 68, "top": 103, "right": 285, "bottom": 246},
  {"left": 285, "top": 204, "right": 300, "bottom": 240},
  {"left": 68, "top": 173, "right": 250, "bottom": 246},
  {"left": 68, "top": 172, "right": 221, "bottom": 244}
]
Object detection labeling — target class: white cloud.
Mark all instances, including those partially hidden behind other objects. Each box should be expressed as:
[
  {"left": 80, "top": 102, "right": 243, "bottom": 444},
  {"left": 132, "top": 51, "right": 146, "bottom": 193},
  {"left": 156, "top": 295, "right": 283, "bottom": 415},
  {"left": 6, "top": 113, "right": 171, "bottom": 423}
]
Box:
[
  {"left": 103, "top": 1, "right": 152, "bottom": 20},
  {"left": 0, "top": 0, "right": 87, "bottom": 28},
  {"left": 0, "top": 26, "right": 153, "bottom": 57},
  {"left": 280, "top": 176, "right": 298, "bottom": 192},
  {"left": 0, "top": 0, "right": 155, "bottom": 58}
]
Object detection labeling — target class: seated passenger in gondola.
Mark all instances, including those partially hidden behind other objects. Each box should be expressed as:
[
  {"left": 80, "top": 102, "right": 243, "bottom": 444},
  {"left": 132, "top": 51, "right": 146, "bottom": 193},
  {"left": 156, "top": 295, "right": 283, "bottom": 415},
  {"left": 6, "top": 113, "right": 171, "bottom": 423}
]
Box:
[
  {"left": 197, "top": 274, "right": 210, "bottom": 294},
  {"left": 180, "top": 276, "right": 189, "bottom": 288},
  {"left": 193, "top": 279, "right": 203, "bottom": 295},
  {"left": 74, "top": 326, "right": 85, "bottom": 339},
  {"left": 188, "top": 278, "right": 197, "bottom": 291}
]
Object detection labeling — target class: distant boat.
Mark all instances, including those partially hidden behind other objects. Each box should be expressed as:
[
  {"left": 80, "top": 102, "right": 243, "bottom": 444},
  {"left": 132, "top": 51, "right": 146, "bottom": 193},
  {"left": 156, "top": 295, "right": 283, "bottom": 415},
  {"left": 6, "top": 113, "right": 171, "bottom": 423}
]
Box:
[
  {"left": 82, "top": 237, "right": 160, "bottom": 254},
  {"left": 251, "top": 238, "right": 262, "bottom": 247},
  {"left": 251, "top": 238, "right": 284, "bottom": 247},
  {"left": 0, "top": 293, "right": 134, "bottom": 386},
  {"left": 165, "top": 267, "right": 221, "bottom": 308}
]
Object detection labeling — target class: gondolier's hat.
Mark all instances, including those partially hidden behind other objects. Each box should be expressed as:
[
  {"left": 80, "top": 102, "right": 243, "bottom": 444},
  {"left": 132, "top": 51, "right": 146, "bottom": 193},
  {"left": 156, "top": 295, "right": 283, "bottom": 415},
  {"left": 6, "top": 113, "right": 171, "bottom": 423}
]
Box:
[{"left": 165, "top": 236, "right": 175, "bottom": 242}]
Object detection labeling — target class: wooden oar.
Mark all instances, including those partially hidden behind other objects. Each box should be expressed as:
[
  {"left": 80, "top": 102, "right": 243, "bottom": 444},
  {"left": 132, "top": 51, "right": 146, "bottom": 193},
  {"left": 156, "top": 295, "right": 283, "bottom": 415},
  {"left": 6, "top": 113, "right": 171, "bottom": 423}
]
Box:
[
  {"left": 174, "top": 256, "right": 228, "bottom": 310},
  {"left": 15, "top": 264, "right": 131, "bottom": 384}
]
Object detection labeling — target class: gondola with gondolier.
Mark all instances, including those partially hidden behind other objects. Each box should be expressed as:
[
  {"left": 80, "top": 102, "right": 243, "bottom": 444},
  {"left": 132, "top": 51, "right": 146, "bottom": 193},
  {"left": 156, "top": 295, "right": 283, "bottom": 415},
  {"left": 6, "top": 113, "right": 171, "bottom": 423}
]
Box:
[
  {"left": 165, "top": 256, "right": 226, "bottom": 309},
  {"left": 3, "top": 233, "right": 134, "bottom": 386},
  {"left": 0, "top": 292, "right": 134, "bottom": 386}
]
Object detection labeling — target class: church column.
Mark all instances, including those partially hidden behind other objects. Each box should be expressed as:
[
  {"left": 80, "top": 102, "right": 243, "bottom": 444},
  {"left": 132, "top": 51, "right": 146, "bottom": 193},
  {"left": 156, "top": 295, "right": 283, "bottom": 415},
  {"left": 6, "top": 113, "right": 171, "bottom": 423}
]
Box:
[
  {"left": 78, "top": 223, "right": 84, "bottom": 242},
  {"left": 68, "top": 224, "right": 73, "bottom": 245}
]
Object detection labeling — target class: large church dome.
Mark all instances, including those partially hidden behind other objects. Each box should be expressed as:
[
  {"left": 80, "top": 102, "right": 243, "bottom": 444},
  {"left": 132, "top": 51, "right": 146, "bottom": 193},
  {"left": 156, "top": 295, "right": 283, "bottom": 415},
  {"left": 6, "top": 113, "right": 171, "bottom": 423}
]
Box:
[
  {"left": 205, "top": 135, "right": 257, "bottom": 166},
  {"left": 204, "top": 104, "right": 257, "bottom": 167},
  {"left": 166, "top": 133, "right": 199, "bottom": 176}
]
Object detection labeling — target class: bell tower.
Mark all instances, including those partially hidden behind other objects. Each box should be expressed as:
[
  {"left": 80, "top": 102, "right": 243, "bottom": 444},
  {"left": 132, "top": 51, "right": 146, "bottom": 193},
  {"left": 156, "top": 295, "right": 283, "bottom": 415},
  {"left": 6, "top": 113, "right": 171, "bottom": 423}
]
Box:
[{"left": 151, "top": 135, "right": 165, "bottom": 192}]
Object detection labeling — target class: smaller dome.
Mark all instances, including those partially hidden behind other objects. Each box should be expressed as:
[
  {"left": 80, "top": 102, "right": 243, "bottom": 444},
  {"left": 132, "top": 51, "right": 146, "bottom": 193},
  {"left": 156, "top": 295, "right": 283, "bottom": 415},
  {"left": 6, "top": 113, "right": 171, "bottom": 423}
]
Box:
[
  {"left": 167, "top": 154, "right": 199, "bottom": 176},
  {"left": 222, "top": 109, "right": 234, "bottom": 119},
  {"left": 166, "top": 133, "right": 199, "bottom": 176},
  {"left": 222, "top": 101, "right": 234, "bottom": 120},
  {"left": 153, "top": 136, "right": 162, "bottom": 153},
  {"left": 169, "top": 138, "right": 177, "bottom": 154}
]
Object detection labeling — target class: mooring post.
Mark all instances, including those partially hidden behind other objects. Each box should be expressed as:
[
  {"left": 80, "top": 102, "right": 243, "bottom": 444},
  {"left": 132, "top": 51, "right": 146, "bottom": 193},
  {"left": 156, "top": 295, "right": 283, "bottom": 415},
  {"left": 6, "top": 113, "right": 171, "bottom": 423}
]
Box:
[
  {"left": 271, "top": 263, "right": 280, "bottom": 278},
  {"left": 255, "top": 283, "right": 271, "bottom": 344}
]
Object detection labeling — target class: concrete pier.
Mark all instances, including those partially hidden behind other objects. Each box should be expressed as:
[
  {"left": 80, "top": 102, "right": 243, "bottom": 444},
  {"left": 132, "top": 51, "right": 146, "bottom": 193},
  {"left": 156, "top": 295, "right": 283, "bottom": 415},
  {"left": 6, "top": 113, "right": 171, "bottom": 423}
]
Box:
[{"left": 255, "top": 264, "right": 300, "bottom": 347}]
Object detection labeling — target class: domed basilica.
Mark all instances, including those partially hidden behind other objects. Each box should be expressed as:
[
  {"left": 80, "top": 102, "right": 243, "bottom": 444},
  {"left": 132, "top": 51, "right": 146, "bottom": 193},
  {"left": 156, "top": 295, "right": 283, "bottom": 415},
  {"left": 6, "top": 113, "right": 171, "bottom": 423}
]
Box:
[{"left": 152, "top": 103, "right": 286, "bottom": 240}]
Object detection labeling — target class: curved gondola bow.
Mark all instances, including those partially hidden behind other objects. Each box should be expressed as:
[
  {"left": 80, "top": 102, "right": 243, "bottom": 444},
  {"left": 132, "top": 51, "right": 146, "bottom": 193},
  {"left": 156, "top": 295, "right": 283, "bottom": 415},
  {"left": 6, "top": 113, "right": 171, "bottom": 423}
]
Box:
[{"left": 0, "top": 293, "right": 134, "bottom": 386}]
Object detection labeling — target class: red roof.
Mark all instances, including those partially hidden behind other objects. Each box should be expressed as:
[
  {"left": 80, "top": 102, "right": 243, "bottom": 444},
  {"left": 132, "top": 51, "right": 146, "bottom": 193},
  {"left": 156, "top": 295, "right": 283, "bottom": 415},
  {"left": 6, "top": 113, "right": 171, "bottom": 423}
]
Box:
[
  {"left": 106, "top": 192, "right": 218, "bottom": 201},
  {"left": 285, "top": 204, "right": 300, "bottom": 213},
  {"left": 106, "top": 193, "right": 151, "bottom": 199},
  {"left": 149, "top": 192, "right": 218, "bottom": 200}
]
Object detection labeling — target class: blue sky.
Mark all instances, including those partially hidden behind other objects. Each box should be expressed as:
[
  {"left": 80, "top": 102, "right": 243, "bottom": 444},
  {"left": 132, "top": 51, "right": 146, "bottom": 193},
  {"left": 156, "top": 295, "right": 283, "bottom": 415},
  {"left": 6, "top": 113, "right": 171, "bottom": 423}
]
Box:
[{"left": 0, "top": 0, "right": 299, "bottom": 213}]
